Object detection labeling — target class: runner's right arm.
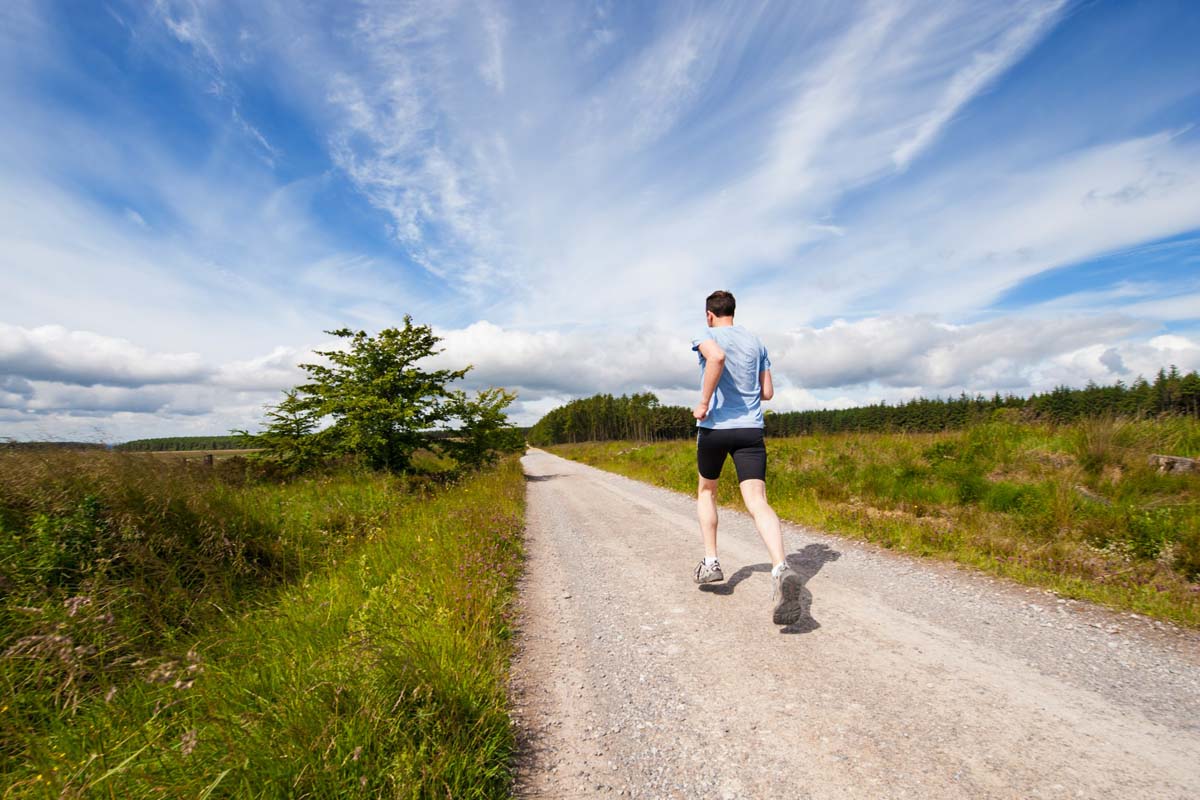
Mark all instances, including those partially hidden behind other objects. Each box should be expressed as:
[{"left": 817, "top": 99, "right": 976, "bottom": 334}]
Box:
[{"left": 760, "top": 368, "right": 774, "bottom": 401}]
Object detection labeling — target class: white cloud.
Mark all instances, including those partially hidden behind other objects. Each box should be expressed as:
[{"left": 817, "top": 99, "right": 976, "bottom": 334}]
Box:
[
  {"left": 433, "top": 320, "right": 697, "bottom": 395},
  {"left": 0, "top": 159, "right": 360, "bottom": 363},
  {"left": 20, "top": 383, "right": 190, "bottom": 416},
  {"left": 892, "top": 0, "right": 1066, "bottom": 169},
  {"left": 123, "top": 208, "right": 148, "bottom": 228},
  {"left": 138, "top": 1, "right": 1081, "bottom": 332},
  {"left": 1, "top": 312, "right": 1197, "bottom": 439},
  {"left": 433, "top": 313, "right": 1198, "bottom": 424},
  {"left": 478, "top": 0, "right": 507, "bottom": 93},
  {"left": 487, "top": 0, "right": 1087, "bottom": 330},
  {"left": 0, "top": 323, "right": 209, "bottom": 387},
  {"left": 767, "top": 313, "right": 1161, "bottom": 391},
  {"left": 792, "top": 131, "right": 1200, "bottom": 324},
  {"left": 0, "top": 322, "right": 320, "bottom": 437},
  {"left": 106, "top": 0, "right": 1200, "bottom": 345},
  {"left": 1121, "top": 293, "right": 1200, "bottom": 321},
  {"left": 211, "top": 346, "right": 312, "bottom": 392},
  {"left": 156, "top": 0, "right": 223, "bottom": 70}
]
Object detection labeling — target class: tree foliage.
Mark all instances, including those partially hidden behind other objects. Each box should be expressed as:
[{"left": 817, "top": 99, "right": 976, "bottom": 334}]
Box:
[
  {"left": 526, "top": 393, "right": 694, "bottom": 445},
  {"left": 441, "top": 388, "right": 526, "bottom": 469},
  {"left": 234, "top": 389, "right": 324, "bottom": 472},
  {"left": 245, "top": 318, "right": 522, "bottom": 473}
]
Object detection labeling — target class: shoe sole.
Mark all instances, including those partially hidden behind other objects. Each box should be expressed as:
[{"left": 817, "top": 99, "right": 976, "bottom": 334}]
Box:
[
  {"left": 772, "top": 572, "right": 803, "bottom": 624},
  {"left": 695, "top": 571, "right": 725, "bottom": 584}
]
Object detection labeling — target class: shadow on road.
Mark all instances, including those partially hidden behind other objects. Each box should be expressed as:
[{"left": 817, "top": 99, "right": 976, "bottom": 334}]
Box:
[
  {"left": 700, "top": 542, "right": 841, "bottom": 634},
  {"left": 523, "top": 473, "right": 562, "bottom": 482}
]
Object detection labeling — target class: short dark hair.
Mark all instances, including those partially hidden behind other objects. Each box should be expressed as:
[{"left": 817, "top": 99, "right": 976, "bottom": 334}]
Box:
[{"left": 706, "top": 290, "right": 735, "bottom": 318}]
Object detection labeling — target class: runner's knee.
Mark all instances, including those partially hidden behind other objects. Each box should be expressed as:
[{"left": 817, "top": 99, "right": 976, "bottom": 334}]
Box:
[{"left": 739, "top": 479, "right": 768, "bottom": 505}]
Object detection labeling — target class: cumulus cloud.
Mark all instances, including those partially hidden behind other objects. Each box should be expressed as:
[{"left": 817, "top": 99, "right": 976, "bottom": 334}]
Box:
[
  {"left": 767, "top": 314, "right": 1154, "bottom": 390},
  {"left": 20, "top": 384, "right": 187, "bottom": 416},
  {"left": 1, "top": 312, "right": 1198, "bottom": 437},
  {"left": 0, "top": 323, "right": 209, "bottom": 387},
  {"left": 0, "top": 374, "right": 34, "bottom": 409},
  {"left": 212, "top": 346, "right": 312, "bottom": 392},
  {"left": 0, "top": 323, "right": 305, "bottom": 436},
  {"left": 433, "top": 321, "right": 697, "bottom": 396},
  {"left": 431, "top": 314, "right": 1200, "bottom": 424}
]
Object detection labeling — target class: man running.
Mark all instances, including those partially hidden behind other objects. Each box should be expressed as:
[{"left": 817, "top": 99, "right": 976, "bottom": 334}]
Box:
[{"left": 691, "top": 290, "right": 801, "bottom": 624}]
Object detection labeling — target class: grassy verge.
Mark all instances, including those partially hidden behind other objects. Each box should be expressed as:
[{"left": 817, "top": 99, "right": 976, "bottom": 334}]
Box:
[
  {"left": 2, "top": 451, "right": 524, "bottom": 798},
  {"left": 547, "top": 417, "right": 1200, "bottom": 627}
]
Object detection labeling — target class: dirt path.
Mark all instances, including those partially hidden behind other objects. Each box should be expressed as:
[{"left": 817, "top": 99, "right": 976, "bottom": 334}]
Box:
[{"left": 507, "top": 449, "right": 1200, "bottom": 799}]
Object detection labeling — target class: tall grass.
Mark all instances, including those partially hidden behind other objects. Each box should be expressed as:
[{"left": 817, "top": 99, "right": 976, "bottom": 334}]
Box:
[
  {"left": 1, "top": 450, "right": 525, "bottom": 797},
  {"left": 549, "top": 418, "right": 1200, "bottom": 626}
]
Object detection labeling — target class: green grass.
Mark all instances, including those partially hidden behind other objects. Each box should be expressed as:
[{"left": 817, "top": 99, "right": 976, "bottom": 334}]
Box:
[
  {"left": 548, "top": 417, "right": 1200, "bottom": 627},
  {"left": 1, "top": 450, "right": 525, "bottom": 798}
]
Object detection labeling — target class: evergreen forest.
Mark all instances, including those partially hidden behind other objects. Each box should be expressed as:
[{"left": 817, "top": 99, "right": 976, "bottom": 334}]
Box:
[{"left": 527, "top": 367, "right": 1200, "bottom": 445}]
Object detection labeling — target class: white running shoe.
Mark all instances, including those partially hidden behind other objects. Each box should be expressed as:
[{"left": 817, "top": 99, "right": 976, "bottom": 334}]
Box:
[
  {"left": 694, "top": 559, "right": 725, "bottom": 584},
  {"left": 771, "top": 564, "right": 803, "bottom": 624}
]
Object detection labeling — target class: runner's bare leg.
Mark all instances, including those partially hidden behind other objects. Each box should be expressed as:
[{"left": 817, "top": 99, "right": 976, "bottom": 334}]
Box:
[
  {"left": 739, "top": 478, "right": 785, "bottom": 566},
  {"left": 698, "top": 475, "right": 719, "bottom": 559}
]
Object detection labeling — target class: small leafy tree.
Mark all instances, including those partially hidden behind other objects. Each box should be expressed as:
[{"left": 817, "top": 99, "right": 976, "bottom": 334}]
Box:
[
  {"left": 297, "top": 319, "right": 470, "bottom": 471},
  {"left": 442, "top": 388, "right": 526, "bottom": 469},
  {"left": 245, "top": 317, "right": 521, "bottom": 473},
  {"left": 238, "top": 389, "right": 324, "bottom": 473}
]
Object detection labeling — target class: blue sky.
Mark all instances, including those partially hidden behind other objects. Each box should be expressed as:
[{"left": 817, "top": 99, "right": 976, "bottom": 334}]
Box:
[{"left": 1, "top": 0, "right": 1198, "bottom": 439}]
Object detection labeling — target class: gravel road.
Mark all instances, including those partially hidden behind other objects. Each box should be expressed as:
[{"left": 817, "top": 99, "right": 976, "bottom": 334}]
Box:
[{"left": 508, "top": 449, "right": 1200, "bottom": 799}]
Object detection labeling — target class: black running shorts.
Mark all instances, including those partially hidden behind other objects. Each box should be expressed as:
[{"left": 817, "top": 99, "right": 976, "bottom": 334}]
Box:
[{"left": 696, "top": 427, "right": 767, "bottom": 482}]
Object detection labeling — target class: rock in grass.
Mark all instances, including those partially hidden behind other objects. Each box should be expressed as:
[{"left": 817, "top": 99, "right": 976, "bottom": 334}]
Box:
[{"left": 1148, "top": 454, "right": 1199, "bottom": 474}]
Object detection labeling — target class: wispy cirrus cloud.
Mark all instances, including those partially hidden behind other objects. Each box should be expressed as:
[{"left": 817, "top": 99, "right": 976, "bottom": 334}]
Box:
[
  {"left": 136, "top": 1, "right": 1093, "bottom": 327},
  {"left": 891, "top": 0, "right": 1067, "bottom": 169},
  {"left": 817, "top": 131, "right": 1200, "bottom": 321}
]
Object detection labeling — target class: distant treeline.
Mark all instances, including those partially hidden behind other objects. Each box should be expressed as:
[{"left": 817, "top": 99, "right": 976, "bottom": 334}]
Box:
[
  {"left": 115, "top": 436, "right": 249, "bottom": 452},
  {"left": 527, "top": 393, "right": 695, "bottom": 445},
  {"left": 0, "top": 441, "right": 107, "bottom": 451},
  {"left": 115, "top": 430, "right": 533, "bottom": 451},
  {"left": 423, "top": 427, "right": 532, "bottom": 441},
  {"left": 527, "top": 367, "right": 1200, "bottom": 444}
]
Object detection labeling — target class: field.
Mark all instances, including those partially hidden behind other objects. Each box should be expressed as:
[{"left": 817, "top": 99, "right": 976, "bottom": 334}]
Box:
[
  {"left": 548, "top": 417, "right": 1200, "bottom": 626},
  {"left": 141, "top": 448, "right": 264, "bottom": 462},
  {"left": 0, "top": 449, "right": 524, "bottom": 798}
]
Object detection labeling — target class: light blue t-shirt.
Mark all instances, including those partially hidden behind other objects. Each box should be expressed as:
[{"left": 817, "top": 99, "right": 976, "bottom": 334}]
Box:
[{"left": 691, "top": 325, "right": 771, "bottom": 429}]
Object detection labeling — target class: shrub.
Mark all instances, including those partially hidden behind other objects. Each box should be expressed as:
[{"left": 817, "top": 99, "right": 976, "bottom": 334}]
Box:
[
  {"left": 1070, "top": 416, "right": 1132, "bottom": 475},
  {"left": 1173, "top": 523, "right": 1200, "bottom": 581},
  {"left": 1124, "top": 508, "right": 1179, "bottom": 561}
]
